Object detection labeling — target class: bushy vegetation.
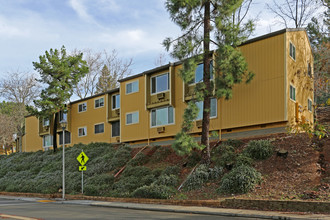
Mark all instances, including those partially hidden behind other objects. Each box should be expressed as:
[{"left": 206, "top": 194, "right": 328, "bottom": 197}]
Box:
[
  {"left": 218, "top": 164, "right": 262, "bottom": 194},
  {"left": 243, "top": 140, "right": 274, "bottom": 160},
  {"left": 0, "top": 138, "right": 274, "bottom": 198},
  {"left": 183, "top": 164, "right": 223, "bottom": 191}
]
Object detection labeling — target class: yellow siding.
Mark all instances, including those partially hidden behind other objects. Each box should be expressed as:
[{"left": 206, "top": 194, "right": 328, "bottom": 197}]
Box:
[
  {"left": 221, "top": 33, "right": 286, "bottom": 129},
  {"left": 23, "top": 29, "right": 313, "bottom": 147},
  {"left": 120, "top": 76, "right": 149, "bottom": 142},
  {"left": 24, "top": 116, "right": 43, "bottom": 152},
  {"left": 70, "top": 94, "right": 112, "bottom": 145},
  {"left": 286, "top": 31, "right": 314, "bottom": 126}
]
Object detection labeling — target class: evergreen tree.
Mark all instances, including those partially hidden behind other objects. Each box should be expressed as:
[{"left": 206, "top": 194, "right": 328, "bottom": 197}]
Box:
[
  {"left": 306, "top": 0, "right": 329, "bottom": 105},
  {"left": 163, "top": 0, "right": 255, "bottom": 162},
  {"left": 30, "top": 46, "right": 88, "bottom": 151},
  {"left": 96, "top": 65, "right": 111, "bottom": 93}
]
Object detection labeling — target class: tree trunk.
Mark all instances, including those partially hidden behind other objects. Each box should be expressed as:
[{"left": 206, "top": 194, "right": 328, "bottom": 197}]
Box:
[
  {"left": 201, "top": 0, "right": 211, "bottom": 164},
  {"left": 53, "top": 113, "right": 58, "bottom": 152}
]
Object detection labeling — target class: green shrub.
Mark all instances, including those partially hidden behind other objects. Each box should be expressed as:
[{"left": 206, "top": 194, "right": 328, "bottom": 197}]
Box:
[
  {"left": 152, "top": 168, "right": 163, "bottom": 177},
  {"left": 218, "top": 165, "right": 262, "bottom": 194},
  {"left": 235, "top": 154, "right": 253, "bottom": 167},
  {"left": 128, "top": 153, "right": 149, "bottom": 166},
  {"left": 162, "top": 165, "right": 180, "bottom": 176},
  {"left": 150, "top": 146, "right": 172, "bottom": 162},
  {"left": 132, "top": 184, "right": 176, "bottom": 199},
  {"left": 243, "top": 140, "right": 274, "bottom": 160},
  {"left": 122, "top": 166, "right": 152, "bottom": 178},
  {"left": 186, "top": 151, "right": 201, "bottom": 167},
  {"left": 212, "top": 144, "right": 236, "bottom": 168},
  {"left": 110, "top": 145, "right": 132, "bottom": 169},
  {"left": 155, "top": 174, "right": 179, "bottom": 187},
  {"left": 84, "top": 185, "right": 99, "bottom": 196},
  {"left": 183, "top": 164, "right": 209, "bottom": 191},
  {"left": 208, "top": 166, "right": 224, "bottom": 180},
  {"left": 223, "top": 139, "right": 244, "bottom": 149}
]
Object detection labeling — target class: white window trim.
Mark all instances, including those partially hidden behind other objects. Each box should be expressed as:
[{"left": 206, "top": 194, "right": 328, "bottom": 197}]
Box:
[
  {"left": 125, "top": 80, "right": 139, "bottom": 95},
  {"left": 112, "top": 94, "right": 120, "bottom": 110},
  {"left": 78, "top": 102, "right": 87, "bottom": 113},
  {"left": 289, "top": 84, "right": 296, "bottom": 102},
  {"left": 150, "top": 106, "right": 175, "bottom": 128},
  {"left": 150, "top": 72, "right": 170, "bottom": 95},
  {"left": 78, "top": 126, "right": 87, "bottom": 137},
  {"left": 94, "top": 123, "right": 105, "bottom": 134},
  {"left": 195, "top": 98, "right": 218, "bottom": 121},
  {"left": 308, "top": 98, "right": 313, "bottom": 112},
  {"left": 125, "top": 111, "right": 139, "bottom": 125},
  {"left": 111, "top": 121, "right": 120, "bottom": 137},
  {"left": 94, "top": 97, "right": 105, "bottom": 109},
  {"left": 289, "top": 41, "right": 296, "bottom": 61}
]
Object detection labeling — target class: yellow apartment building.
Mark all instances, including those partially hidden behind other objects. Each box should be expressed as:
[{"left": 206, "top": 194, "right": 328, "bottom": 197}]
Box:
[{"left": 22, "top": 28, "right": 314, "bottom": 152}]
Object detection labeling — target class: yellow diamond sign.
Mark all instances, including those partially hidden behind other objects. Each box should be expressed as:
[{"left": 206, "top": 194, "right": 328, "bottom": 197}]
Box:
[{"left": 77, "top": 151, "right": 89, "bottom": 166}]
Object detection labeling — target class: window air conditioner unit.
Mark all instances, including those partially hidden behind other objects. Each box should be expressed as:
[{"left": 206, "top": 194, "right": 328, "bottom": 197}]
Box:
[
  {"left": 157, "top": 93, "right": 165, "bottom": 100},
  {"left": 116, "top": 137, "right": 120, "bottom": 142},
  {"left": 115, "top": 109, "right": 120, "bottom": 115},
  {"left": 196, "top": 120, "right": 202, "bottom": 128},
  {"left": 157, "top": 126, "right": 165, "bottom": 133}
]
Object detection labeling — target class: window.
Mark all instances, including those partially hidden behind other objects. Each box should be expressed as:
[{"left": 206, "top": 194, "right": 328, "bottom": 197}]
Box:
[
  {"left": 112, "top": 94, "right": 120, "bottom": 110},
  {"left": 78, "top": 103, "right": 87, "bottom": 112},
  {"left": 190, "top": 62, "right": 213, "bottom": 84},
  {"left": 290, "top": 42, "right": 296, "bottom": 60},
  {"left": 94, "top": 123, "right": 104, "bottom": 134},
  {"left": 43, "top": 117, "right": 50, "bottom": 127},
  {"left": 308, "top": 63, "right": 312, "bottom": 77},
  {"left": 95, "top": 97, "right": 104, "bottom": 108},
  {"left": 196, "top": 98, "right": 217, "bottom": 120},
  {"left": 151, "top": 106, "right": 174, "bottom": 127},
  {"left": 59, "top": 131, "right": 71, "bottom": 145},
  {"left": 126, "top": 112, "right": 139, "bottom": 125},
  {"left": 43, "top": 135, "right": 52, "bottom": 147},
  {"left": 151, "top": 73, "right": 169, "bottom": 94},
  {"left": 59, "top": 111, "right": 67, "bottom": 122},
  {"left": 308, "top": 99, "right": 312, "bottom": 112},
  {"left": 290, "top": 85, "right": 296, "bottom": 101},
  {"left": 126, "top": 80, "right": 139, "bottom": 94},
  {"left": 112, "top": 121, "right": 120, "bottom": 137},
  {"left": 78, "top": 127, "right": 87, "bottom": 137}
]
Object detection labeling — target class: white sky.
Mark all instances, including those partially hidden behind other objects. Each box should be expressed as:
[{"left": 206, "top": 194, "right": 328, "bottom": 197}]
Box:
[{"left": 0, "top": 0, "right": 324, "bottom": 79}]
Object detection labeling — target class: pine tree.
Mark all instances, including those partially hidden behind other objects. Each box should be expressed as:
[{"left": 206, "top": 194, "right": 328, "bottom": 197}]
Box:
[
  {"left": 30, "top": 46, "right": 88, "bottom": 151},
  {"left": 163, "top": 0, "right": 255, "bottom": 163},
  {"left": 96, "top": 65, "right": 111, "bottom": 93}
]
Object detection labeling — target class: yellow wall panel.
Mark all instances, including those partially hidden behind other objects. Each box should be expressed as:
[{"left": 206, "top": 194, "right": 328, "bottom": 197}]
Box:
[{"left": 24, "top": 116, "right": 43, "bottom": 152}]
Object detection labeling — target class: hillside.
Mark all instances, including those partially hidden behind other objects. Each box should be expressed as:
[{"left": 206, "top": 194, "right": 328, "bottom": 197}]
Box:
[{"left": 0, "top": 108, "right": 328, "bottom": 201}]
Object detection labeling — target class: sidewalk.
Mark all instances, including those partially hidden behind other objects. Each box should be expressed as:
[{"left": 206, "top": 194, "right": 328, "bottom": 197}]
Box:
[{"left": 1, "top": 195, "right": 329, "bottom": 220}]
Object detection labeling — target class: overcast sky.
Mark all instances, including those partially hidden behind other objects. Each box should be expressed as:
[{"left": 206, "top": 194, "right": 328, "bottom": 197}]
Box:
[{"left": 0, "top": 0, "right": 323, "bottom": 79}]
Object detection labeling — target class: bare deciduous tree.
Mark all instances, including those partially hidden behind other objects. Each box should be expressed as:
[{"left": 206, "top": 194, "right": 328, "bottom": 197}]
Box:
[
  {"left": 154, "top": 53, "right": 168, "bottom": 67},
  {"left": 96, "top": 50, "right": 133, "bottom": 93},
  {"left": 0, "top": 71, "right": 39, "bottom": 105},
  {"left": 0, "top": 71, "right": 39, "bottom": 152},
  {"left": 0, "top": 113, "right": 15, "bottom": 154},
  {"left": 73, "top": 49, "right": 133, "bottom": 98},
  {"left": 267, "top": 0, "right": 320, "bottom": 28}
]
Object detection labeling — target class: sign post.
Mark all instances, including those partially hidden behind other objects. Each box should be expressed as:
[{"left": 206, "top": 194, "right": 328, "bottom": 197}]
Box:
[{"left": 77, "top": 151, "right": 89, "bottom": 194}]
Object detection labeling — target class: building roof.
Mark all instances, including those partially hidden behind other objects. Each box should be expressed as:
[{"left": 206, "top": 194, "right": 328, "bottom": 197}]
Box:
[
  {"left": 70, "top": 88, "right": 119, "bottom": 105},
  {"left": 119, "top": 28, "right": 308, "bottom": 83}
]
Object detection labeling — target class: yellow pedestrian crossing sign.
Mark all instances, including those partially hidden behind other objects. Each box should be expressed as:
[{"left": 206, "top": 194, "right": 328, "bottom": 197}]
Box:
[
  {"left": 77, "top": 151, "right": 89, "bottom": 166},
  {"left": 79, "top": 166, "right": 86, "bottom": 171}
]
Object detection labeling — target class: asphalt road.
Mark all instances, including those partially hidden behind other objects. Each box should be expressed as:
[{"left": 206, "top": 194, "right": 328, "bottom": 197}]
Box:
[{"left": 0, "top": 198, "right": 256, "bottom": 220}]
